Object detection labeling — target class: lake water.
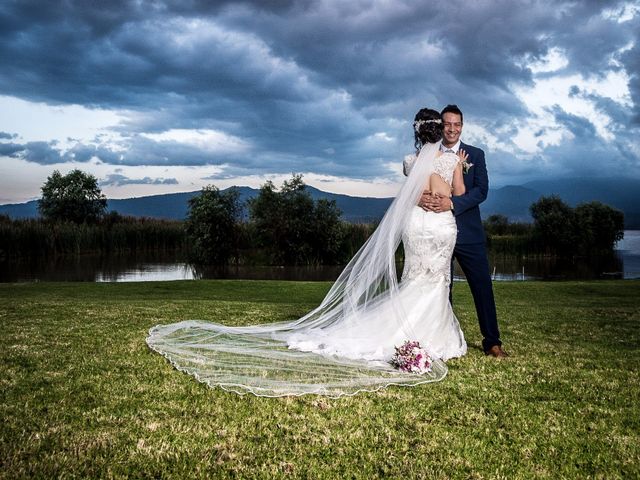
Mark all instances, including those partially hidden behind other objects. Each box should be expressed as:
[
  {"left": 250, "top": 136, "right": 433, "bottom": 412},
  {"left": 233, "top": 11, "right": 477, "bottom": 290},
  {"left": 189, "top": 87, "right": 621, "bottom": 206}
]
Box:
[{"left": 1, "top": 231, "right": 639, "bottom": 283}]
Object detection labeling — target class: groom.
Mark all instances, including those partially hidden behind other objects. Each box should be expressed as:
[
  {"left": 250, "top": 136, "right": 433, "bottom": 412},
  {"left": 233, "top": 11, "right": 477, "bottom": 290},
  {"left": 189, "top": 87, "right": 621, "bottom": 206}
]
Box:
[{"left": 422, "top": 104, "right": 508, "bottom": 358}]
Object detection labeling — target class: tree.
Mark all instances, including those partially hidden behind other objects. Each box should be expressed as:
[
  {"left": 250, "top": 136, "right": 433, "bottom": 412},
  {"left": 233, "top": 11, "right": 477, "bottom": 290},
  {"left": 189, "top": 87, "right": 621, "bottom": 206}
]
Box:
[
  {"left": 530, "top": 196, "right": 624, "bottom": 256},
  {"left": 185, "top": 186, "right": 241, "bottom": 265},
  {"left": 574, "top": 201, "right": 624, "bottom": 254},
  {"left": 249, "top": 175, "right": 344, "bottom": 264},
  {"left": 483, "top": 214, "right": 510, "bottom": 236},
  {"left": 310, "top": 198, "right": 344, "bottom": 264},
  {"left": 529, "top": 195, "right": 575, "bottom": 254},
  {"left": 38, "top": 169, "right": 107, "bottom": 223}
]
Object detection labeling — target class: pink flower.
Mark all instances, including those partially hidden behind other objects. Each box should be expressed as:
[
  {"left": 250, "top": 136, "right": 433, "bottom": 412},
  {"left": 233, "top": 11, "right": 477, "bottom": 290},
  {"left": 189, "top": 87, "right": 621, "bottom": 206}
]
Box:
[{"left": 390, "top": 340, "right": 433, "bottom": 374}]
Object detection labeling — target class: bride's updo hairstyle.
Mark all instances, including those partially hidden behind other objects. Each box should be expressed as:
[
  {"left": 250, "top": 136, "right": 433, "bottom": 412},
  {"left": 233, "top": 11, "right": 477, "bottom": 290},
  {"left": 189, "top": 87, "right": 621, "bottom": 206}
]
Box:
[{"left": 413, "top": 108, "right": 443, "bottom": 152}]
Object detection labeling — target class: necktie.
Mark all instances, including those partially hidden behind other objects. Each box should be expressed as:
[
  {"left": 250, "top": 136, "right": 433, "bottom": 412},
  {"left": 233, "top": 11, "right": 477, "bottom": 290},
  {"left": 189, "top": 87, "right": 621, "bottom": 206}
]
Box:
[{"left": 445, "top": 149, "right": 454, "bottom": 154}]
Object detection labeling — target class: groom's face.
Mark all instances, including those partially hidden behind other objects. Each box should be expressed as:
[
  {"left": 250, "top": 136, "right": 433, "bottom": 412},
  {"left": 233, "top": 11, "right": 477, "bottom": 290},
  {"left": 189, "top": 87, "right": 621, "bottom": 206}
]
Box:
[{"left": 442, "top": 112, "right": 462, "bottom": 148}]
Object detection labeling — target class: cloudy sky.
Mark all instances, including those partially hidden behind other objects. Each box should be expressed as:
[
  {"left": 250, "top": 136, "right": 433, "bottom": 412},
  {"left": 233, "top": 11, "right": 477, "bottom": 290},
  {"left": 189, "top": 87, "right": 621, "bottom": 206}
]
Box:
[{"left": 0, "top": 0, "right": 638, "bottom": 204}]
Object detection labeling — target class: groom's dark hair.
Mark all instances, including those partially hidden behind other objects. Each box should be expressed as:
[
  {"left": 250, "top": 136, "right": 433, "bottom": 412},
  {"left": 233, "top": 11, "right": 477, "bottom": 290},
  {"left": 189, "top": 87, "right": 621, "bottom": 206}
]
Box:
[{"left": 441, "top": 104, "right": 463, "bottom": 124}]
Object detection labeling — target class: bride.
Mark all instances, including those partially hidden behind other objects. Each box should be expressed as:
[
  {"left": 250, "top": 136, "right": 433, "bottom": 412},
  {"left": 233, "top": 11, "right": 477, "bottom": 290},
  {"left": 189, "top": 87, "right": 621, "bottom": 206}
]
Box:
[{"left": 147, "top": 108, "right": 468, "bottom": 397}]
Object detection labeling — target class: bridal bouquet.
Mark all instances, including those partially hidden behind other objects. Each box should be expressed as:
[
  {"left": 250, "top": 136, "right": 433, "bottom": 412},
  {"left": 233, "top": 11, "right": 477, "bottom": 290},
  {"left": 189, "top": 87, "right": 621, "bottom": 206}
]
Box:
[{"left": 390, "top": 341, "right": 433, "bottom": 374}]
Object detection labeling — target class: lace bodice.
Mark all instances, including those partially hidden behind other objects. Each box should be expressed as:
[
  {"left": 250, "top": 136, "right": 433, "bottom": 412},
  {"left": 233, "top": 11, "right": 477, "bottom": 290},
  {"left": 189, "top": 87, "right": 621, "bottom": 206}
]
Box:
[
  {"left": 433, "top": 152, "right": 458, "bottom": 184},
  {"left": 403, "top": 152, "right": 458, "bottom": 185}
]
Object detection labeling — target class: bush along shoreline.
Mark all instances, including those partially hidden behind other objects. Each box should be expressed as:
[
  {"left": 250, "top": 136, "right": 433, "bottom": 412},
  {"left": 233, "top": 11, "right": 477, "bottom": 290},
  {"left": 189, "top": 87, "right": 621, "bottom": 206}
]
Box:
[{"left": 1, "top": 171, "right": 625, "bottom": 266}]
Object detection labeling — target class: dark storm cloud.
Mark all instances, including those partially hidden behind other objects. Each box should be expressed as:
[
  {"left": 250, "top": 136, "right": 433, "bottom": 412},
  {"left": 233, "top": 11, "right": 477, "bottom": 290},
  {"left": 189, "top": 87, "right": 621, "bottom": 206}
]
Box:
[
  {"left": 1, "top": 139, "right": 115, "bottom": 165},
  {"left": 1, "top": 141, "right": 64, "bottom": 164},
  {"left": 1, "top": 135, "right": 248, "bottom": 168},
  {"left": 0, "top": 142, "right": 24, "bottom": 155},
  {"left": 0, "top": 0, "right": 638, "bottom": 181},
  {"left": 621, "top": 36, "right": 640, "bottom": 124},
  {"left": 100, "top": 174, "right": 179, "bottom": 187},
  {"left": 551, "top": 107, "right": 598, "bottom": 139}
]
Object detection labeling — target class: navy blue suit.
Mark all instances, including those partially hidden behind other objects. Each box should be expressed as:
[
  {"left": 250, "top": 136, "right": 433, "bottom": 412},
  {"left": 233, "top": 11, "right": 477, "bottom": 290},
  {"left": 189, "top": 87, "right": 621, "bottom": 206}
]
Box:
[{"left": 450, "top": 142, "right": 502, "bottom": 351}]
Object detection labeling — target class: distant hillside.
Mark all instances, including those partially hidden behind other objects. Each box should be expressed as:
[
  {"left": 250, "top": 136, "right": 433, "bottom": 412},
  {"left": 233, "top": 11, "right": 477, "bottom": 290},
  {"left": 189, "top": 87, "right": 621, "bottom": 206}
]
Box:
[
  {"left": 303, "top": 186, "right": 392, "bottom": 223},
  {"left": 103, "top": 186, "right": 391, "bottom": 223},
  {"left": 2, "top": 177, "right": 639, "bottom": 227},
  {"left": 0, "top": 186, "right": 392, "bottom": 223},
  {"left": 104, "top": 187, "right": 257, "bottom": 220},
  {"left": 519, "top": 177, "right": 640, "bottom": 227},
  {"left": 482, "top": 185, "right": 541, "bottom": 222},
  {"left": 0, "top": 200, "right": 39, "bottom": 218}
]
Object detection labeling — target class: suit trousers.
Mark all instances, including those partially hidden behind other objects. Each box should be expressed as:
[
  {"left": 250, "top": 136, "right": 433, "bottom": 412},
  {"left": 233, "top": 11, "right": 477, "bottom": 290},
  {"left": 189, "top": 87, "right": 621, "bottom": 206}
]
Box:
[{"left": 449, "top": 242, "right": 501, "bottom": 352}]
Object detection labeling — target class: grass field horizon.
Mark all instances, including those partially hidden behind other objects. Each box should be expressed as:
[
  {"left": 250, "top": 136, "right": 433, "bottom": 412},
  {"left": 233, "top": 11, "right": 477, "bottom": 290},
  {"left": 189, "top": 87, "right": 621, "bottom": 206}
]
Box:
[{"left": 2, "top": 279, "right": 639, "bottom": 478}]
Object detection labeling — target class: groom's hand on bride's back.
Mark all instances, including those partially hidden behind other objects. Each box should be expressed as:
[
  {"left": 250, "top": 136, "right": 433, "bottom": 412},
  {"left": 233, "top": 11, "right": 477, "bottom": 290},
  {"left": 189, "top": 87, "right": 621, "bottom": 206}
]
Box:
[
  {"left": 418, "top": 190, "right": 433, "bottom": 211},
  {"left": 421, "top": 191, "right": 453, "bottom": 213}
]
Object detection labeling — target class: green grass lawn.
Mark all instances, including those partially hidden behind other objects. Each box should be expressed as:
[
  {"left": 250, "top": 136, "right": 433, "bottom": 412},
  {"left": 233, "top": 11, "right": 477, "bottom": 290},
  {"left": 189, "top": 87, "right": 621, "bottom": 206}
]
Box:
[{"left": 1, "top": 280, "right": 639, "bottom": 479}]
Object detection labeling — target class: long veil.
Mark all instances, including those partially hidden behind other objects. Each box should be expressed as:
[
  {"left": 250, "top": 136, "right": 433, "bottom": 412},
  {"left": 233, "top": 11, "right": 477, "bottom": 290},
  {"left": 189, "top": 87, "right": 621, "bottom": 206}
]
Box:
[{"left": 147, "top": 141, "right": 447, "bottom": 397}]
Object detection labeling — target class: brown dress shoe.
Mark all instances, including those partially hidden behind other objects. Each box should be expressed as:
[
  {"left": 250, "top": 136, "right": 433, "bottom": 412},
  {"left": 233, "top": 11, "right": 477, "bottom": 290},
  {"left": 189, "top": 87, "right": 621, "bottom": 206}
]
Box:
[{"left": 485, "top": 345, "right": 509, "bottom": 358}]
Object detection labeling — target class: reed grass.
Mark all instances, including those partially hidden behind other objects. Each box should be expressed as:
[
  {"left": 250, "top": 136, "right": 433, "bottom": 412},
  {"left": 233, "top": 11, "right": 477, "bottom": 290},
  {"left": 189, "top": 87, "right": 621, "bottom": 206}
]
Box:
[{"left": 0, "top": 216, "right": 186, "bottom": 259}]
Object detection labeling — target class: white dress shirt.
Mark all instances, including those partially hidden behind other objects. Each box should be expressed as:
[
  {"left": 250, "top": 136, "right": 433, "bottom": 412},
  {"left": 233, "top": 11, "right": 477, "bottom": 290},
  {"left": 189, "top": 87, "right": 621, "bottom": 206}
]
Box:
[{"left": 440, "top": 140, "right": 461, "bottom": 153}]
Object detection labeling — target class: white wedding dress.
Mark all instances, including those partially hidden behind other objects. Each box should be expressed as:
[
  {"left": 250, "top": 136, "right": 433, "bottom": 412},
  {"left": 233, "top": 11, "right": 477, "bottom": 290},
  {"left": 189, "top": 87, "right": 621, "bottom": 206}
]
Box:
[
  {"left": 147, "top": 143, "right": 466, "bottom": 397},
  {"left": 287, "top": 152, "right": 467, "bottom": 361}
]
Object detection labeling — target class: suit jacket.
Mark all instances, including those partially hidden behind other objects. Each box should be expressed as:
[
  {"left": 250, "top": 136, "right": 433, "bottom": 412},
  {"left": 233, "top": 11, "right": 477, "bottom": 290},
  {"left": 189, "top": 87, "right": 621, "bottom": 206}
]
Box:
[{"left": 451, "top": 142, "right": 488, "bottom": 244}]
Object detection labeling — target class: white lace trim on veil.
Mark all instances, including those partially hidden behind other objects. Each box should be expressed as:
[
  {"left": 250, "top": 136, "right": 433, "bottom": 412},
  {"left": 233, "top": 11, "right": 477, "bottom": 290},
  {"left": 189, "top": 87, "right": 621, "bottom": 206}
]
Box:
[{"left": 146, "top": 142, "right": 448, "bottom": 397}]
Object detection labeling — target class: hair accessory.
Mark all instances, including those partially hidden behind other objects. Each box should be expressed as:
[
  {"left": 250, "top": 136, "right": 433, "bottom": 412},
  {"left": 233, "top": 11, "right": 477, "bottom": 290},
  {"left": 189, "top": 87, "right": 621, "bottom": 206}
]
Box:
[{"left": 413, "top": 119, "right": 442, "bottom": 133}]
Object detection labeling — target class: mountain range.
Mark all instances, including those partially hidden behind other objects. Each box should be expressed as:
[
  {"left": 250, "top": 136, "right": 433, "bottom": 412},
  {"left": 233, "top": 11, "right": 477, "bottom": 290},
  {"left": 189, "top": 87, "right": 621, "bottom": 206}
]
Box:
[{"left": 2, "top": 177, "right": 639, "bottom": 228}]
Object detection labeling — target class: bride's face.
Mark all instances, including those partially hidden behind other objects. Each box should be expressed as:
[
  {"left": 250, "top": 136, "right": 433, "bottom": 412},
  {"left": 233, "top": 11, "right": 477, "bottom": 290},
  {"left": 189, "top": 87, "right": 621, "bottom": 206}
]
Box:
[{"left": 442, "top": 112, "right": 462, "bottom": 147}]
